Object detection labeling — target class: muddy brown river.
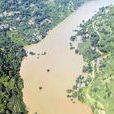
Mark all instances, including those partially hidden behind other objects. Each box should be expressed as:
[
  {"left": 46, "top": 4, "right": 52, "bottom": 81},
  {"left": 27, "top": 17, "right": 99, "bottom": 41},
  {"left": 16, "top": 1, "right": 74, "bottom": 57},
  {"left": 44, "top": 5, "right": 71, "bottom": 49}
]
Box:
[{"left": 20, "top": 0, "right": 114, "bottom": 114}]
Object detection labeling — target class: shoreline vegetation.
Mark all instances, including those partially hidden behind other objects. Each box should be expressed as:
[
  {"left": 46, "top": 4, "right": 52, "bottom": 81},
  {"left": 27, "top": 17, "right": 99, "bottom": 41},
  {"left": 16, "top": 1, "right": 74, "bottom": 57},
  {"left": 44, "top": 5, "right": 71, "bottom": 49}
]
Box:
[
  {"left": 0, "top": 0, "right": 87, "bottom": 45},
  {"left": 0, "top": 30, "right": 28, "bottom": 113},
  {"left": 0, "top": 0, "right": 87, "bottom": 113},
  {"left": 67, "top": 5, "right": 114, "bottom": 114}
]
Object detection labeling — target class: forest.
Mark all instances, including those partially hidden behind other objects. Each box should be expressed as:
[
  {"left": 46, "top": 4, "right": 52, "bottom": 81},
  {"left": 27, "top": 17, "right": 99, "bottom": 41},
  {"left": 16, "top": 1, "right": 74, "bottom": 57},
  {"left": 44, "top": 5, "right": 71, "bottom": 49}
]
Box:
[
  {"left": 0, "top": 30, "right": 27, "bottom": 113},
  {"left": 0, "top": 0, "right": 86, "bottom": 45},
  {"left": 67, "top": 5, "right": 114, "bottom": 114}
]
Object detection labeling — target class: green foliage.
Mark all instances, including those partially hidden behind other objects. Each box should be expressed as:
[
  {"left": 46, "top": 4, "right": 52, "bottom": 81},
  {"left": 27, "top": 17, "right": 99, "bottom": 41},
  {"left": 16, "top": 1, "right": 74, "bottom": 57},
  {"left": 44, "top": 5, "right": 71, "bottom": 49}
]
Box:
[
  {"left": 0, "top": 31, "right": 27, "bottom": 114},
  {"left": 0, "top": 0, "right": 86, "bottom": 45},
  {"left": 79, "top": 40, "right": 101, "bottom": 62},
  {"left": 70, "top": 35, "right": 76, "bottom": 41},
  {"left": 70, "top": 5, "right": 114, "bottom": 114},
  {"left": 82, "top": 64, "right": 93, "bottom": 73},
  {"left": 90, "top": 32, "right": 99, "bottom": 47}
]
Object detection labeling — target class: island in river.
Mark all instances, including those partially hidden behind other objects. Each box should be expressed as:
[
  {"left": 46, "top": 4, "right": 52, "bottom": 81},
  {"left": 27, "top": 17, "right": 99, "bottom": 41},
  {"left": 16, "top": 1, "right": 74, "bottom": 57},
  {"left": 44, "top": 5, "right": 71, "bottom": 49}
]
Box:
[{"left": 20, "top": 0, "right": 114, "bottom": 114}]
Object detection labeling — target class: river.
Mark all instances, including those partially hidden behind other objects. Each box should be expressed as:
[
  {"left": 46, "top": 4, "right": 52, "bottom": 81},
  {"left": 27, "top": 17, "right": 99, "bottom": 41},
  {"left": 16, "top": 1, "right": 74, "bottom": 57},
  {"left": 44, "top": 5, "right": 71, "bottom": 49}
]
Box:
[{"left": 20, "top": 0, "right": 114, "bottom": 114}]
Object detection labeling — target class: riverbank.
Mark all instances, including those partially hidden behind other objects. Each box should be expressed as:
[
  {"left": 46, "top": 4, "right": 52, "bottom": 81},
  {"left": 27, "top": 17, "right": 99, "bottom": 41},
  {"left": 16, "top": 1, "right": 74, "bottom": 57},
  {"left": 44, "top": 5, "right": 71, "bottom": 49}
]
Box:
[
  {"left": 0, "top": 0, "right": 87, "bottom": 45},
  {"left": 69, "top": 3, "right": 114, "bottom": 114},
  {"left": 0, "top": 31, "right": 28, "bottom": 113}
]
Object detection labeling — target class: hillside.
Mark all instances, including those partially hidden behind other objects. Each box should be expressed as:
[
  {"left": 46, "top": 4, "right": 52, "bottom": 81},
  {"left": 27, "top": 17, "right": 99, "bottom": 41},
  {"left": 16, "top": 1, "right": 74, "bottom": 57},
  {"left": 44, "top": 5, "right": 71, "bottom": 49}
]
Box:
[
  {"left": 0, "top": 0, "right": 85, "bottom": 45},
  {"left": 68, "top": 5, "right": 114, "bottom": 114}
]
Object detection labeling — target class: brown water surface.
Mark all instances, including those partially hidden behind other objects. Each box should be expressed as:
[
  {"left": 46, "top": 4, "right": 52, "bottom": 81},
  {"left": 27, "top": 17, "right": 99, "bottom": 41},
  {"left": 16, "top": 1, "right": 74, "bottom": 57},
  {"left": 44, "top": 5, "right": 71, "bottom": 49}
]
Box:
[{"left": 20, "top": 0, "right": 114, "bottom": 114}]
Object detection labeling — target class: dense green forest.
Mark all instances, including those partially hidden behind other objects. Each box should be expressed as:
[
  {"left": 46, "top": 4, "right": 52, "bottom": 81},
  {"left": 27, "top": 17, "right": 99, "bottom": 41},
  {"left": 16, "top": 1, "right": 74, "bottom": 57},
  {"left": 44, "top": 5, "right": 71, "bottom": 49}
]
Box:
[
  {"left": 67, "top": 5, "right": 114, "bottom": 114},
  {"left": 0, "top": 30, "right": 27, "bottom": 113},
  {"left": 0, "top": 0, "right": 86, "bottom": 45}
]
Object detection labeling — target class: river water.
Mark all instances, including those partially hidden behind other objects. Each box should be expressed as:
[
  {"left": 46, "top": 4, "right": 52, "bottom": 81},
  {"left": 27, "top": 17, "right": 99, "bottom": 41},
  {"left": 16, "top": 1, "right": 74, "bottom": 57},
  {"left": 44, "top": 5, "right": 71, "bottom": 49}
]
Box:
[{"left": 20, "top": 0, "right": 114, "bottom": 114}]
